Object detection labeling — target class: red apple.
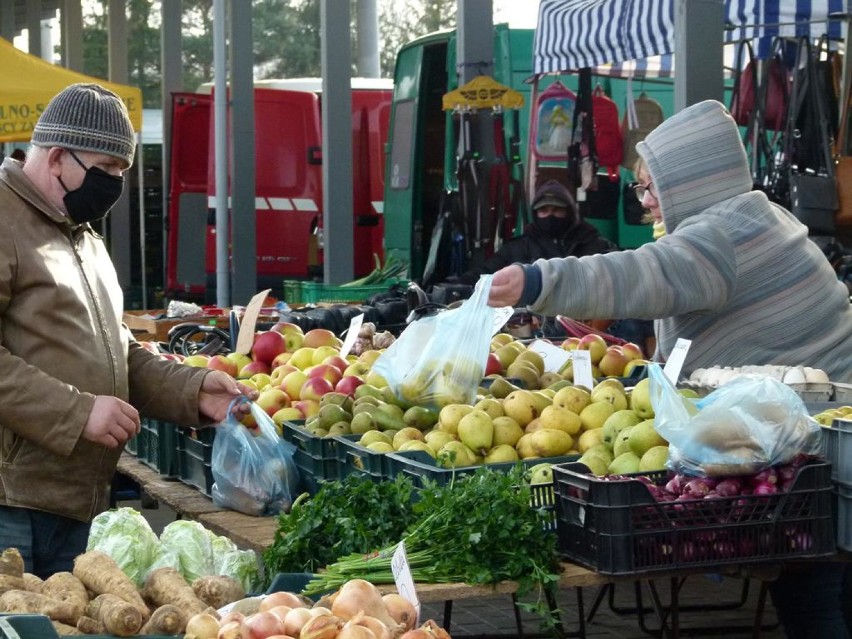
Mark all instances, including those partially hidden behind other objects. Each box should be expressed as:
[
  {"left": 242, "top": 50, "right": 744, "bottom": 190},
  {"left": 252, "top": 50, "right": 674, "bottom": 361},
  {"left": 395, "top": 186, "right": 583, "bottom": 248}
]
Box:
[
  {"left": 183, "top": 354, "right": 210, "bottom": 367},
  {"left": 578, "top": 333, "right": 607, "bottom": 364},
  {"left": 207, "top": 354, "right": 239, "bottom": 377},
  {"left": 343, "top": 361, "right": 370, "bottom": 378},
  {"left": 560, "top": 337, "right": 581, "bottom": 351},
  {"left": 271, "top": 321, "right": 304, "bottom": 337},
  {"left": 292, "top": 398, "right": 320, "bottom": 418},
  {"left": 335, "top": 375, "right": 365, "bottom": 397},
  {"left": 251, "top": 331, "right": 288, "bottom": 365},
  {"left": 299, "top": 376, "right": 334, "bottom": 402},
  {"left": 484, "top": 352, "right": 503, "bottom": 376},
  {"left": 306, "top": 363, "right": 343, "bottom": 387},
  {"left": 281, "top": 370, "right": 309, "bottom": 400},
  {"left": 256, "top": 387, "right": 291, "bottom": 417},
  {"left": 238, "top": 360, "right": 271, "bottom": 379},
  {"left": 598, "top": 347, "right": 630, "bottom": 377},
  {"left": 271, "top": 351, "right": 293, "bottom": 368},
  {"left": 322, "top": 355, "right": 349, "bottom": 375},
  {"left": 270, "top": 363, "right": 299, "bottom": 386},
  {"left": 302, "top": 328, "right": 338, "bottom": 349},
  {"left": 621, "top": 342, "right": 645, "bottom": 361},
  {"left": 283, "top": 331, "right": 304, "bottom": 352}
]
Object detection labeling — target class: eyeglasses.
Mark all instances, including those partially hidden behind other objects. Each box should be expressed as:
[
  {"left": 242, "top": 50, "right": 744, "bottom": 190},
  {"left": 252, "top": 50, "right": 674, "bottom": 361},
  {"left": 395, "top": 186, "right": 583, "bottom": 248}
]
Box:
[{"left": 632, "top": 181, "right": 657, "bottom": 202}]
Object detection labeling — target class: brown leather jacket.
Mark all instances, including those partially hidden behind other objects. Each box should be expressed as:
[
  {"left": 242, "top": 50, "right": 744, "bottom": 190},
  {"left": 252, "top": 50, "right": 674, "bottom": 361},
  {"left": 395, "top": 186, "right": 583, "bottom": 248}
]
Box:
[{"left": 0, "top": 158, "right": 208, "bottom": 522}]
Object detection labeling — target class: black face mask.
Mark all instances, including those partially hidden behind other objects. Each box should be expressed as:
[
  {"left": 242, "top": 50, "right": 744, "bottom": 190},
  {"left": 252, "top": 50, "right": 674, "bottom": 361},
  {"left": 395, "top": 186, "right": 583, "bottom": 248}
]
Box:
[
  {"left": 534, "top": 215, "right": 571, "bottom": 237},
  {"left": 58, "top": 150, "right": 125, "bottom": 225}
]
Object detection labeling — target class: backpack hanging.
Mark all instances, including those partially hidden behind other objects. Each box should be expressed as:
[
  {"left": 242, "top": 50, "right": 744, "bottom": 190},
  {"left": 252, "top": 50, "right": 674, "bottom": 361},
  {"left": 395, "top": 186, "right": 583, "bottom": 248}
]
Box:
[
  {"left": 591, "top": 84, "right": 623, "bottom": 181},
  {"left": 620, "top": 75, "right": 664, "bottom": 169},
  {"left": 761, "top": 37, "right": 790, "bottom": 132},
  {"left": 531, "top": 80, "right": 577, "bottom": 161},
  {"left": 729, "top": 39, "right": 758, "bottom": 127}
]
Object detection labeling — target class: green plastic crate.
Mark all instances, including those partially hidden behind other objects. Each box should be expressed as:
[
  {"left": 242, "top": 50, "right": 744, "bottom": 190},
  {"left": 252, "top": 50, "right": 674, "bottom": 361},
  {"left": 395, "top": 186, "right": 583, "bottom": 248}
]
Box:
[
  {"left": 282, "top": 421, "right": 340, "bottom": 494},
  {"left": 176, "top": 427, "right": 216, "bottom": 497},
  {"left": 334, "top": 434, "right": 387, "bottom": 482},
  {"left": 137, "top": 418, "right": 179, "bottom": 478},
  {"left": 299, "top": 279, "right": 407, "bottom": 304},
  {"left": 283, "top": 279, "right": 304, "bottom": 304}
]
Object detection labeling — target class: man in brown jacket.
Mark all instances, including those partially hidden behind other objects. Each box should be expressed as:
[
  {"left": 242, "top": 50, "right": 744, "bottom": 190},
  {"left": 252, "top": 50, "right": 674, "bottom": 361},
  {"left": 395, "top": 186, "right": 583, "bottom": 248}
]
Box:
[{"left": 0, "top": 83, "right": 255, "bottom": 578}]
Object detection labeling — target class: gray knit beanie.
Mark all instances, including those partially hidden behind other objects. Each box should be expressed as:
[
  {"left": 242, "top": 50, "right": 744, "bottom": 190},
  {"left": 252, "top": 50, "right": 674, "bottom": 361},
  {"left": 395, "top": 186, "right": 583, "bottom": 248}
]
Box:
[{"left": 31, "top": 83, "right": 136, "bottom": 167}]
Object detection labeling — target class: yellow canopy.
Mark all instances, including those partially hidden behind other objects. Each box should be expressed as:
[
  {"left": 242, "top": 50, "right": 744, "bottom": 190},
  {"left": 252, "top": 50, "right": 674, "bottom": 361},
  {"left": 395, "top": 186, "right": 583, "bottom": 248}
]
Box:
[{"left": 0, "top": 37, "right": 142, "bottom": 143}]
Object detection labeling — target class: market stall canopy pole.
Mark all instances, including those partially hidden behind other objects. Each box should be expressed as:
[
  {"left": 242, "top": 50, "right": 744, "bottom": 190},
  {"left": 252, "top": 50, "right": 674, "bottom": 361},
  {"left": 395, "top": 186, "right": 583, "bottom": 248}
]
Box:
[
  {"left": 533, "top": 0, "right": 848, "bottom": 76},
  {"left": 0, "top": 36, "right": 142, "bottom": 142}
]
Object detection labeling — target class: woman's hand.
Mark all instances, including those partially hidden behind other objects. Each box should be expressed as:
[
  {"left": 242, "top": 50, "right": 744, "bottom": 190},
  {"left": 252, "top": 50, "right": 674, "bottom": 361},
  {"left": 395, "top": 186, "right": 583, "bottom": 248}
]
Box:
[
  {"left": 488, "top": 264, "right": 525, "bottom": 307},
  {"left": 198, "top": 371, "right": 259, "bottom": 423}
]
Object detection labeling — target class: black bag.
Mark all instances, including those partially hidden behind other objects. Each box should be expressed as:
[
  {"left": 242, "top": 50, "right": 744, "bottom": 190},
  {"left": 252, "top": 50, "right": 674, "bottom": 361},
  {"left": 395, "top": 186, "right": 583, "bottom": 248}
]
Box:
[
  {"left": 622, "top": 181, "right": 647, "bottom": 225},
  {"left": 790, "top": 174, "right": 839, "bottom": 235},
  {"left": 580, "top": 174, "right": 620, "bottom": 220}
]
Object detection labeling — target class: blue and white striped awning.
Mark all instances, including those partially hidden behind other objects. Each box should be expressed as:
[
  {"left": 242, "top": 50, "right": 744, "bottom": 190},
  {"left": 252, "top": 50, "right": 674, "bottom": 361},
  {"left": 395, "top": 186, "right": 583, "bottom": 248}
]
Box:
[{"left": 534, "top": 0, "right": 850, "bottom": 75}]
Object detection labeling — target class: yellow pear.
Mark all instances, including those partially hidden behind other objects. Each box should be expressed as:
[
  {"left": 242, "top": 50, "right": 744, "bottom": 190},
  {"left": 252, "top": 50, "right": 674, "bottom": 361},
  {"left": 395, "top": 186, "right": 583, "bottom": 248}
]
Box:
[
  {"left": 492, "top": 416, "right": 524, "bottom": 447},
  {"left": 437, "top": 441, "right": 477, "bottom": 468},
  {"left": 601, "top": 409, "right": 642, "bottom": 447},
  {"left": 629, "top": 378, "right": 655, "bottom": 420},
  {"left": 502, "top": 390, "right": 542, "bottom": 427},
  {"left": 474, "top": 397, "right": 504, "bottom": 419},
  {"left": 515, "top": 349, "right": 546, "bottom": 375},
  {"left": 577, "top": 428, "right": 605, "bottom": 453},
  {"left": 457, "top": 410, "right": 495, "bottom": 455},
  {"left": 639, "top": 445, "right": 669, "bottom": 472},
  {"left": 627, "top": 419, "right": 668, "bottom": 457},
  {"left": 579, "top": 402, "right": 616, "bottom": 431},
  {"left": 553, "top": 386, "right": 592, "bottom": 414},
  {"left": 539, "top": 405, "right": 582, "bottom": 436},
  {"left": 529, "top": 429, "right": 573, "bottom": 457},
  {"left": 590, "top": 383, "right": 628, "bottom": 411},
  {"left": 484, "top": 444, "right": 520, "bottom": 464},
  {"left": 437, "top": 404, "right": 474, "bottom": 435}
]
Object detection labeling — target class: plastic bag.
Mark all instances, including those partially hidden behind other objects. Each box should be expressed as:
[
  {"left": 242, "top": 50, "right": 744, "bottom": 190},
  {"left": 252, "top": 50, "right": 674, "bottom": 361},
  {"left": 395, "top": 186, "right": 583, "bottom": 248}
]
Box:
[
  {"left": 373, "top": 275, "right": 495, "bottom": 410},
  {"left": 211, "top": 399, "right": 299, "bottom": 516},
  {"left": 648, "top": 363, "right": 822, "bottom": 477}
]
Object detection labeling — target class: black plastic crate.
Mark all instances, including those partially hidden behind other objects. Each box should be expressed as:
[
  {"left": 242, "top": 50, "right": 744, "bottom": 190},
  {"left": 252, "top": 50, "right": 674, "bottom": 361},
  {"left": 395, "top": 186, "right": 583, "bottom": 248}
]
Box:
[
  {"left": 176, "top": 427, "right": 216, "bottom": 497},
  {"left": 137, "top": 418, "right": 179, "bottom": 478},
  {"left": 334, "top": 434, "right": 388, "bottom": 483},
  {"left": 552, "top": 460, "right": 835, "bottom": 575},
  {"left": 282, "top": 421, "right": 340, "bottom": 494}
]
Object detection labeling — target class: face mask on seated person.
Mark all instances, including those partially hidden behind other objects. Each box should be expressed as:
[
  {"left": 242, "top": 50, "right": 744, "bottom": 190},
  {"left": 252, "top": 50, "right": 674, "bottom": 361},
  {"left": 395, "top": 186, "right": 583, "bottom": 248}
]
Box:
[{"left": 534, "top": 214, "right": 571, "bottom": 236}]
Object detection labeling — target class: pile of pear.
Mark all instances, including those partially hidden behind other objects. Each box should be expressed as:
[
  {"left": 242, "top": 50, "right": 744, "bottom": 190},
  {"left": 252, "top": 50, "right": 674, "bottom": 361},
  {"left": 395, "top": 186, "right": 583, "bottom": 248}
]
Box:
[
  {"left": 296, "top": 354, "right": 670, "bottom": 475},
  {"left": 813, "top": 405, "right": 852, "bottom": 426}
]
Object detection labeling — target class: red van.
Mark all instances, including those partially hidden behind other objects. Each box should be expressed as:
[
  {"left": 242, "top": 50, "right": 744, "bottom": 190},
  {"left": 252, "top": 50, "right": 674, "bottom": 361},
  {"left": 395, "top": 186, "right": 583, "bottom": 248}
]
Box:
[{"left": 165, "top": 79, "right": 392, "bottom": 301}]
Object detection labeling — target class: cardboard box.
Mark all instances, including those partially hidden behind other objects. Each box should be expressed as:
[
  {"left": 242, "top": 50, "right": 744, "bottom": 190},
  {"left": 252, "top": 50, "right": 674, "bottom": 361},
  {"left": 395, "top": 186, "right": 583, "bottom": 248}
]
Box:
[{"left": 123, "top": 309, "right": 230, "bottom": 342}]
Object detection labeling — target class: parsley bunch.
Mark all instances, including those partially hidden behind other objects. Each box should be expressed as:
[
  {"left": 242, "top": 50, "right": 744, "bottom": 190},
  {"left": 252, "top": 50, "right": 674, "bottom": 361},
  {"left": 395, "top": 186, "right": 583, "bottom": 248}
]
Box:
[
  {"left": 303, "top": 466, "right": 559, "bottom": 603},
  {"left": 262, "top": 474, "right": 418, "bottom": 583}
]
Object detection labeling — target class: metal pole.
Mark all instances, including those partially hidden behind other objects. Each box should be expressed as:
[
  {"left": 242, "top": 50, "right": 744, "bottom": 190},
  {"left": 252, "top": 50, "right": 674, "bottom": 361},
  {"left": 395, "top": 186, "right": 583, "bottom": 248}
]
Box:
[
  {"left": 136, "top": 134, "right": 146, "bottom": 306},
  {"left": 356, "top": 0, "right": 380, "bottom": 78},
  {"left": 673, "top": 0, "right": 724, "bottom": 112},
  {"left": 161, "top": 0, "right": 182, "bottom": 284},
  {"left": 213, "top": 0, "right": 230, "bottom": 307}
]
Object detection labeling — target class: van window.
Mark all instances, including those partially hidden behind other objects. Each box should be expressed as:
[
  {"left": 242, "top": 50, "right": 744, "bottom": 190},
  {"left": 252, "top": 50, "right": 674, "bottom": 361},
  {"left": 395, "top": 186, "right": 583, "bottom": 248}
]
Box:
[{"left": 389, "top": 100, "right": 415, "bottom": 190}]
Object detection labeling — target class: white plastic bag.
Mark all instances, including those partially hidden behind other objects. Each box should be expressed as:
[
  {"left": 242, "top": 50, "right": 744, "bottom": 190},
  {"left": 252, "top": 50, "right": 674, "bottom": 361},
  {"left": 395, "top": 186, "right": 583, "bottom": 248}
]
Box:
[
  {"left": 649, "top": 363, "right": 822, "bottom": 476},
  {"left": 373, "top": 275, "right": 495, "bottom": 410}
]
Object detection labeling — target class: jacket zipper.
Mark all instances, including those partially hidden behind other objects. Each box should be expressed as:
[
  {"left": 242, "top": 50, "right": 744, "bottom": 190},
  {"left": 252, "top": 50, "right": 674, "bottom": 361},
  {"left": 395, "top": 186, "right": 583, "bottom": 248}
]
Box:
[{"left": 68, "top": 229, "right": 117, "bottom": 394}]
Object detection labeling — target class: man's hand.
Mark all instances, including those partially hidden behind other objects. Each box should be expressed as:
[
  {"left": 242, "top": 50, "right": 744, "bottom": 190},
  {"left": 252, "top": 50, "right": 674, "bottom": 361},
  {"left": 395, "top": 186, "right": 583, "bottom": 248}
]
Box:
[
  {"left": 488, "top": 264, "right": 525, "bottom": 308},
  {"left": 198, "top": 370, "right": 259, "bottom": 423},
  {"left": 83, "top": 396, "right": 141, "bottom": 448}
]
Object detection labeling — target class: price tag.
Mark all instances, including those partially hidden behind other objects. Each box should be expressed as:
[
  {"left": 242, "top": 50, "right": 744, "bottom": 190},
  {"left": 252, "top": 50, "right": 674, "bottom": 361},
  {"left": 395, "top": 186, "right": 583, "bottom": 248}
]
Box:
[
  {"left": 663, "top": 338, "right": 692, "bottom": 383},
  {"left": 235, "top": 289, "right": 272, "bottom": 355},
  {"left": 572, "top": 350, "right": 594, "bottom": 389},
  {"left": 528, "top": 339, "right": 571, "bottom": 373},
  {"left": 338, "top": 314, "right": 364, "bottom": 359},
  {"left": 391, "top": 541, "right": 421, "bottom": 625},
  {"left": 492, "top": 306, "right": 514, "bottom": 335}
]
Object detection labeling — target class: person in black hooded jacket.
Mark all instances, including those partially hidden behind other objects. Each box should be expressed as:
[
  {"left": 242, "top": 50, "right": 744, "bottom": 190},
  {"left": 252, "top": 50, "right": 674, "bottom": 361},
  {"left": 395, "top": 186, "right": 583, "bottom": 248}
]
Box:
[{"left": 456, "top": 180, "right": 616, "bottom": 285}]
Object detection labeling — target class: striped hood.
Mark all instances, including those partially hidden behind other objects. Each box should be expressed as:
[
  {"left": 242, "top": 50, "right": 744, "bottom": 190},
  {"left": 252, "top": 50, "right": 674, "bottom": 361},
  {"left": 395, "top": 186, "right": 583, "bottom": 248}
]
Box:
[{"left": 637, "top": 100, "right": 752, "bottom": 235}]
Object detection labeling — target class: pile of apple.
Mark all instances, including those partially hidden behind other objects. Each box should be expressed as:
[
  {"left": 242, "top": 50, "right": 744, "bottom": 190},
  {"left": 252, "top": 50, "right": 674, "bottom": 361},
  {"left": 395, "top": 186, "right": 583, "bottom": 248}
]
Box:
[
  {"left": 171, "top": 323, "right": 390, "bottom": 430},
  {"left": 486, "top": 332, "right": 647, "bottom": 390}
]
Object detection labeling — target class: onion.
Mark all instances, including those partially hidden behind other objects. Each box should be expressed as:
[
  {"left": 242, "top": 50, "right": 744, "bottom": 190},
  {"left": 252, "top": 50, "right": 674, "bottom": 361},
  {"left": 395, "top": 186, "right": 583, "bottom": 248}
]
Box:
[
  {"left": 382, "top": 594, "right": 417, "bottom": 631},
  {"left": 268, "top": 605, "right": 292, "bottom": 622},
  {"left": 265, "top": 636, "right": 295, "bottom": 639},
  {"left": 283, "top": 607, "right": 313, "bottom": 636},
  {"left": 300, "top": 614, "right": 343, "bottom": 639},
  {"left": 309, "top": 606, "right": 333, "bottom": 617},
  {"left": 185, "top": 612, "right": 221, "bottom": 639},
  {"left": 219, "top": 611, "right": 246, "bottom": 627},
  {"left": 345, "top": 612, "right": 391, "bottom": 639},
  {"left": 218, "top": 620, "right": 242, "bottom": 639},
  {"left": 420, "top": 620, "right": 451, "bottom": 639},
  {"left": 400, "top": 631, "right": 432, "bottom": 639},
  {"left": 332, "top": 579, "right": 400, "bottom": 630},
  {"left": 242, "top": 611, "right": 287, "bottom": 639},
  {"left": 752, "top": 481, "right": 778, "bottom": 496},
  {"left": 338, "top": 626, "right": 377, "bottom": 639},
  {"left": 261, "top": 591, "right": 307, "bottom": 612}
]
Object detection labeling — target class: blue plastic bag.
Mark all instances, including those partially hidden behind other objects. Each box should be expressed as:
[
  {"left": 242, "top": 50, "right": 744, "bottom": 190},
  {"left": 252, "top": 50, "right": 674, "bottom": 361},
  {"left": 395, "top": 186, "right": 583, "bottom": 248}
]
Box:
[
  {"left": 373, "top": 275, "right": 495, "bottom": 410},
  {"left": 211, "top": 400, "right": 299, "bottom": 516},
  {"left": 648, "top": 363, "right": 821, "bottom": 477}
]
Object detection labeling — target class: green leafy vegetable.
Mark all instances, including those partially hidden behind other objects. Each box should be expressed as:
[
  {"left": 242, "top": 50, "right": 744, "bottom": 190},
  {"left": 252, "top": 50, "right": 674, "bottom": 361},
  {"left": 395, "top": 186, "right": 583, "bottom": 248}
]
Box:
[
  {"left": 86, "top": 507, "right": 159, "bottom": 587},
  {"left": 262, "top": 475, "right": 418, "bottom": 582},
  {"left": 303, "top": 466, "right": 560, "bottom": 624}
]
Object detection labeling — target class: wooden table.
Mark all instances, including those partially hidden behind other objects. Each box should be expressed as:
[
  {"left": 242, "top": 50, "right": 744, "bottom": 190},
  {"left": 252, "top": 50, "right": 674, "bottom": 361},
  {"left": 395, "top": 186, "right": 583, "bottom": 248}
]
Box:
[{"left": 116, "top": 452, "right": 797, "bottom": 639}]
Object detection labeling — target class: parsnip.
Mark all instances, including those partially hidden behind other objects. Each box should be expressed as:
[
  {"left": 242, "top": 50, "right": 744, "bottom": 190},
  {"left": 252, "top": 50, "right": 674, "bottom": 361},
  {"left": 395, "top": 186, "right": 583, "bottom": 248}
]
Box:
[
  {"left": 143, "top": 568, "right": 207, "bottom": 617},
  {"left": 41, "top": 572, "right": 88, "bottom": 622},
  {"left": 0, "top": 589, "right": 78, "bottom": 625},
  {"left": 140, "top": 604, "right": 187, "bottom": 636},
  {"left": 0, "top": 548, "right": 24, "bottom": 578},
  {"left": 72, "top": 551, "right": 149, "bottom": 619},
  {"left": 192, "top": 575, "right": 245, "bottom": 609},
  {"left": 0, "top": 575, "right": 26, "bottom": 595},
  {"left": 23, "top": 572, "right": 44, "bottom": 593},
  {"left": 52, "top": 620, "right": 85, "bottom": 635},
  {"left": 85, "top": 593, "right": 144, "bottom": 637}
]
